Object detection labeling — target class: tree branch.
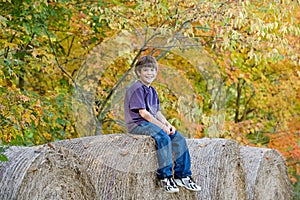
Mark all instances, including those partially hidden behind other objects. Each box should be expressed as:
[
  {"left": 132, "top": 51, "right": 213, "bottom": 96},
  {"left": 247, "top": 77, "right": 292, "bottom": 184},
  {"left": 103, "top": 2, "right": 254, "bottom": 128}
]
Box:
[{"left": 39, "top": 20, "right": 76, "bottom": 85}]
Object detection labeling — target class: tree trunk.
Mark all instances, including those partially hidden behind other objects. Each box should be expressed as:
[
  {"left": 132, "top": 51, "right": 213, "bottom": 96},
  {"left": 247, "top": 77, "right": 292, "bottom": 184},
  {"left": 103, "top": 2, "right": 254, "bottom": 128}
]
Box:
[{"left": 0, "top": 134, "right": 292, "bottom": 200}]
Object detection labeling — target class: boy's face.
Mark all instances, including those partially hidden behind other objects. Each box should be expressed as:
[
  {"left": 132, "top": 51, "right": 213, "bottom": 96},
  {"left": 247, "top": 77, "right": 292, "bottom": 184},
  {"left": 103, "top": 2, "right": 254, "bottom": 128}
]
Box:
[{"left": 137, "top": 67, "right": 157, "bottom": 86}]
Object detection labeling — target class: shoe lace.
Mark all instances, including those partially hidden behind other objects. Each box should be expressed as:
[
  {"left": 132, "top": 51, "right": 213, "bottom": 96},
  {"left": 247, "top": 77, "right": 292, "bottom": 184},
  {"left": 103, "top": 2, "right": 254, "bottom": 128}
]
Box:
[
  {"left": 167, "top": 177, "right": 176, "bottom": 187},
  {"left": 188, "top": 176, "right": 195, "bottom": 183},
  {"left": 187, "top": 176, "right": 200, "bottom": 189}
]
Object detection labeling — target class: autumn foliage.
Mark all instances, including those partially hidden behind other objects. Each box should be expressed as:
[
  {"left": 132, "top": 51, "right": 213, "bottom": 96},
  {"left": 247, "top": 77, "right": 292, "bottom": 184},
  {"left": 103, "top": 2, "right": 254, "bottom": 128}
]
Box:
[{"left": 0, "top": 0, "right": 299, "bottom": 196}]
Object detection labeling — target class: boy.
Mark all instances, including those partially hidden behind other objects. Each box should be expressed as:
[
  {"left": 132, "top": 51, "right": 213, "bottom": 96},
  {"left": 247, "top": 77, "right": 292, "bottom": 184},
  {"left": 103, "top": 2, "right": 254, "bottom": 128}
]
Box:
[{"left": 124, "top": 55, "right": 201, "bottom": 193}]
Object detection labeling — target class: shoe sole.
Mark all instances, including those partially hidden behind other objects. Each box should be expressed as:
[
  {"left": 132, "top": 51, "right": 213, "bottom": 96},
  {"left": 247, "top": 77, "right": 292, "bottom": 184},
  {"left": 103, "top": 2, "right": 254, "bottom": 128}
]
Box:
[
  {"left": 166, "top": 189, "right": 179, "bottom": 193},
  {"left": 174, "top": 180, "right": 201, "bottom": 192},
  {"left": 158, "top": 181, "right": 180, "bottom": 193}
]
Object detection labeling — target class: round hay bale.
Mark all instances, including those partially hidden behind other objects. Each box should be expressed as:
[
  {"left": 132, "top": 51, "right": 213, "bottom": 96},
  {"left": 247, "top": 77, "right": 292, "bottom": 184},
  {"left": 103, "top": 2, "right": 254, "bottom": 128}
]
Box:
[
  {"left": 1, "top": 134, "right": 292, "bottom": 200},
  {"left": 56, "top": 134, "right": 197, "bottom": 199},
  {"left": 187, "top": 138, "right": 246, "bottom": 200},
  {"left": 0, "top": 145, "right": 96, "bottom": 200},
  {"left": 240, "top": 146, "right": 292, "bottom": 200},
  {"left": 56, "top": 134, "right": 247, "bottom": 200}
]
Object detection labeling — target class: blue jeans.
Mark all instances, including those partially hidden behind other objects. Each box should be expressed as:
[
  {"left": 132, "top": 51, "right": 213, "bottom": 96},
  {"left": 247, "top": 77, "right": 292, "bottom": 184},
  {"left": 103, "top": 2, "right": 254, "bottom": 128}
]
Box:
[{"left": 130, "top": 121, "right": 192, "bottom": 179}]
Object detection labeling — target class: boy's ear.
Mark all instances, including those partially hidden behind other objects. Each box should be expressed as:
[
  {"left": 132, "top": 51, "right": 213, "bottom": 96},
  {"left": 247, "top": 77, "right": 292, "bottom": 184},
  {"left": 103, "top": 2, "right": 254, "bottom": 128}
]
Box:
[{"left": 136, "top": 70, "right": 141, "bottom": 77}]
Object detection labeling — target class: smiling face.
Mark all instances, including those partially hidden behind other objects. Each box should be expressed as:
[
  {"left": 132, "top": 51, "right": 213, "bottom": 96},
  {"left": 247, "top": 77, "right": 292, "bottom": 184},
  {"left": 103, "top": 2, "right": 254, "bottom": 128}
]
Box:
[
  {"left": 137, "top": 66, "right": 157, "bottom": 86},
  {"left": 134, "top": 56, "right": 158, "bottom": 86}
]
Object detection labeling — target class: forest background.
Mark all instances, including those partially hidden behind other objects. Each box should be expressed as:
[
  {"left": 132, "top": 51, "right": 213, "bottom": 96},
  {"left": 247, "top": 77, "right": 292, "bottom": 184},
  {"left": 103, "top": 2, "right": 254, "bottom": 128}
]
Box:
[{"left": 0, "top": 0, "right": 299, "bottom": 197}]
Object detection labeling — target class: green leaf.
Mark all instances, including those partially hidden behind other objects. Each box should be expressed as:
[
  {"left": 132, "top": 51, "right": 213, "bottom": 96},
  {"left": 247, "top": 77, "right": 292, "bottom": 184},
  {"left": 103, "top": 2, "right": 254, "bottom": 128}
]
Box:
[
  {"left": 0, "top": 154, "right": 8, "bottom": 162},
  {"left": 0, "top": 146, "right": 8, "bottom": 162},
  {"left": 24, "top": 130, "right": 34, "bottom": 139}
]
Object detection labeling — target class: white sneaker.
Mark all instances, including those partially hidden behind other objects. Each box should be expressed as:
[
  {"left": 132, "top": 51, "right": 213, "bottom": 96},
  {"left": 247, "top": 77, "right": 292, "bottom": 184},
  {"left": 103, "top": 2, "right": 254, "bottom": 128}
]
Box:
[
  {"left": 174, "top": 176, "right": 201, "bottom": 192},
  {"left": 158, "top": 177, "right": 180, "bottom": 193}
]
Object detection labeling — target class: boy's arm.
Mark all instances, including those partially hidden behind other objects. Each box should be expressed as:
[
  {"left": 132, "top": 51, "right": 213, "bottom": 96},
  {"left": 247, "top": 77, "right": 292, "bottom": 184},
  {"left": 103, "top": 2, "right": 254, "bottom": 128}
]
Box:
[
  {"left": 156, "top": 111, "right": 176, "bottom": 135},
  {"left": 139, "top": 109, "right": 171, "bottom": 135}
]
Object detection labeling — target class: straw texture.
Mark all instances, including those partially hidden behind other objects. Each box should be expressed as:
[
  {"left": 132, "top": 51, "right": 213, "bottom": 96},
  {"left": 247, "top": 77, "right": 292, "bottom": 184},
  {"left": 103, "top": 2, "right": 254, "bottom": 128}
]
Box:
[
  {"left": 240, "top": 146, "right": 292, "bottom": 200},
  {"left": 0, "top": 134, "right": 292, "bottom": 200},
  {"left": 0, "top": 145, "right": 96, "bottom": 200}
]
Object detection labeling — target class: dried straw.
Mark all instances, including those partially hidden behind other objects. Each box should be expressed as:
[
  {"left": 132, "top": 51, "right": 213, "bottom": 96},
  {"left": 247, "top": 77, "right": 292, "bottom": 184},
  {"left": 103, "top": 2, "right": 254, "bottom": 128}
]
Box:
[
  {"left": 240, "top": 146, "right": 292, "bottom": 200},
  {"left": 0, "top": 134, "right": 292, "bottom": 200},
  {"left": 0, "top": 145, "right": 96, "bottom": 200}
]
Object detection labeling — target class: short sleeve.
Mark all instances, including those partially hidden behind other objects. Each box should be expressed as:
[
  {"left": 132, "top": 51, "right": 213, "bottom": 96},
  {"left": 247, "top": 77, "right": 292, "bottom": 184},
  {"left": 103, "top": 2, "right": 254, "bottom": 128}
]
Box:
[{"left": 128, "top": 87, "right": 146, "bottom": 111}]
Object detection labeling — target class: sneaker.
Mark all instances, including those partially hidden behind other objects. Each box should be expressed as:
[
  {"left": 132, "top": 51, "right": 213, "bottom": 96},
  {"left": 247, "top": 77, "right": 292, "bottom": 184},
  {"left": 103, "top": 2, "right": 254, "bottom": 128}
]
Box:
[
  {"left": 174, "top": 176, "right": 201, "bottom": 192},
  {"left": 158, "top": 177, "right": 180, "bottom": 193}
]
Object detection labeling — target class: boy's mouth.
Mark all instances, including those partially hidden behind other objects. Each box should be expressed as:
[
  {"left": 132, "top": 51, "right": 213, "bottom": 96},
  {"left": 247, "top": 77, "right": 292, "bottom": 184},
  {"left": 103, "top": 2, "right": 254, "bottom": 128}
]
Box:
[{"left": 145, "top": 76, "right": 154, "bottom": 79}]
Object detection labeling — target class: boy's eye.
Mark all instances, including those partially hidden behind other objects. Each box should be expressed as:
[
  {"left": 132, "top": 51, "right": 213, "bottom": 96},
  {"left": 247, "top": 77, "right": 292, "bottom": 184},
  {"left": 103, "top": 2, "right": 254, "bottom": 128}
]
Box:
[{"left": 143, "top": 68, "right": 153, "bottom": 72}]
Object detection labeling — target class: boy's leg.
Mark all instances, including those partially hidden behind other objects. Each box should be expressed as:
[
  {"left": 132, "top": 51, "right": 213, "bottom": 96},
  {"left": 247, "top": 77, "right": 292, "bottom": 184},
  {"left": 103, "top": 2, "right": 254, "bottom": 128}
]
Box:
[
  {"left": 151, "top": 129, "right": 173, "bottom": 179},
  {"left": 169, "top": 131, "right": 192, "bottom": 178},
  {"left": 130, "top": 122, "right": 173, "bottom": 179},
  {"left": 170, "top": 132, "right": 201, "bottom": 192}
]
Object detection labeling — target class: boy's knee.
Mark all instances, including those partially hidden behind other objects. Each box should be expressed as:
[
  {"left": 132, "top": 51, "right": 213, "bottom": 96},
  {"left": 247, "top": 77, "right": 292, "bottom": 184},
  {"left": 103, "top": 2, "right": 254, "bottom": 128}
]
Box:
[
  {"left": 152, "top": 131, "right": 171, "bottom": 144},
  {"left": 172, "top": 131, "right": 185, "bottom": 140},
  {"left": 176, "top": 132, "right": 184, "bottom": 139}
]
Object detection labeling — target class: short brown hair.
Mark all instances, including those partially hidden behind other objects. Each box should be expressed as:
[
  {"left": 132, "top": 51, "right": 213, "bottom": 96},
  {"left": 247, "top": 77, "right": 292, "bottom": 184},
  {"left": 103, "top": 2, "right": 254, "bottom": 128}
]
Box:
[{"left": 134, "top": 56, "right": 158, "bottom": 77}]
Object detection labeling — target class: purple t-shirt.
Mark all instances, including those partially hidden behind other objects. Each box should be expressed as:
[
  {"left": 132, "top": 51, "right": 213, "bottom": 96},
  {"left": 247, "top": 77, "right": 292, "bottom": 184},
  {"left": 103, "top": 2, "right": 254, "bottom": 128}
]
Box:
[{"left": 124, "top": 80, "right": 160, "bottom": 132}]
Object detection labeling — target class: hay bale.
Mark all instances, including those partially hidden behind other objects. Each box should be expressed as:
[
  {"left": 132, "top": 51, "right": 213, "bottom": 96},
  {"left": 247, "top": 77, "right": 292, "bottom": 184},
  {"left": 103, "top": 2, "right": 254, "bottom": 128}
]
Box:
[
  {"left": 0, "top": 145, "right": 96, "bottom": 200},
  {"left": 56, "top": 134, "right": 246, "bottom": 200},
  {"left": 240, "top": 146, "right": 292, "bottom": 200},
  {"left": 0, "top": 134, "right": 292, "bottom": 200},
  {"left": 187, "top": 138, "right": 246, "bottom": 200},
  {"left": 57, "top": 134, "right": 166, "bottom": 200},
  {"left": 56, "top": 134, "right": 195, "bottom": 200}
]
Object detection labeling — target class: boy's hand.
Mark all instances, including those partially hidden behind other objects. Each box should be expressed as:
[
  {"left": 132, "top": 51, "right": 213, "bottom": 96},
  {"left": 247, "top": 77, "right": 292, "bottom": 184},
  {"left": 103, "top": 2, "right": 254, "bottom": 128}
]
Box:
[
  {"left": 164, "top": 123, "right": 176, "bottom": 135},
  {"left": 162, "top": 125, "right": 171, "bottom": 135},
  {"left": 169, "top": 125, "right": 176, "bottom": 135}
]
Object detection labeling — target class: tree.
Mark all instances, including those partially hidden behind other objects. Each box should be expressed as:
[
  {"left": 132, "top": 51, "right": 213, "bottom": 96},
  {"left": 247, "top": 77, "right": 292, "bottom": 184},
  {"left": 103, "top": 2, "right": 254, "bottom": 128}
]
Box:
[
  {"left": 0, "top": 0, "right": 112, "bottom": 144},
  {"left": 0, "top": 0, "right": 299, "bottom": 192}
]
